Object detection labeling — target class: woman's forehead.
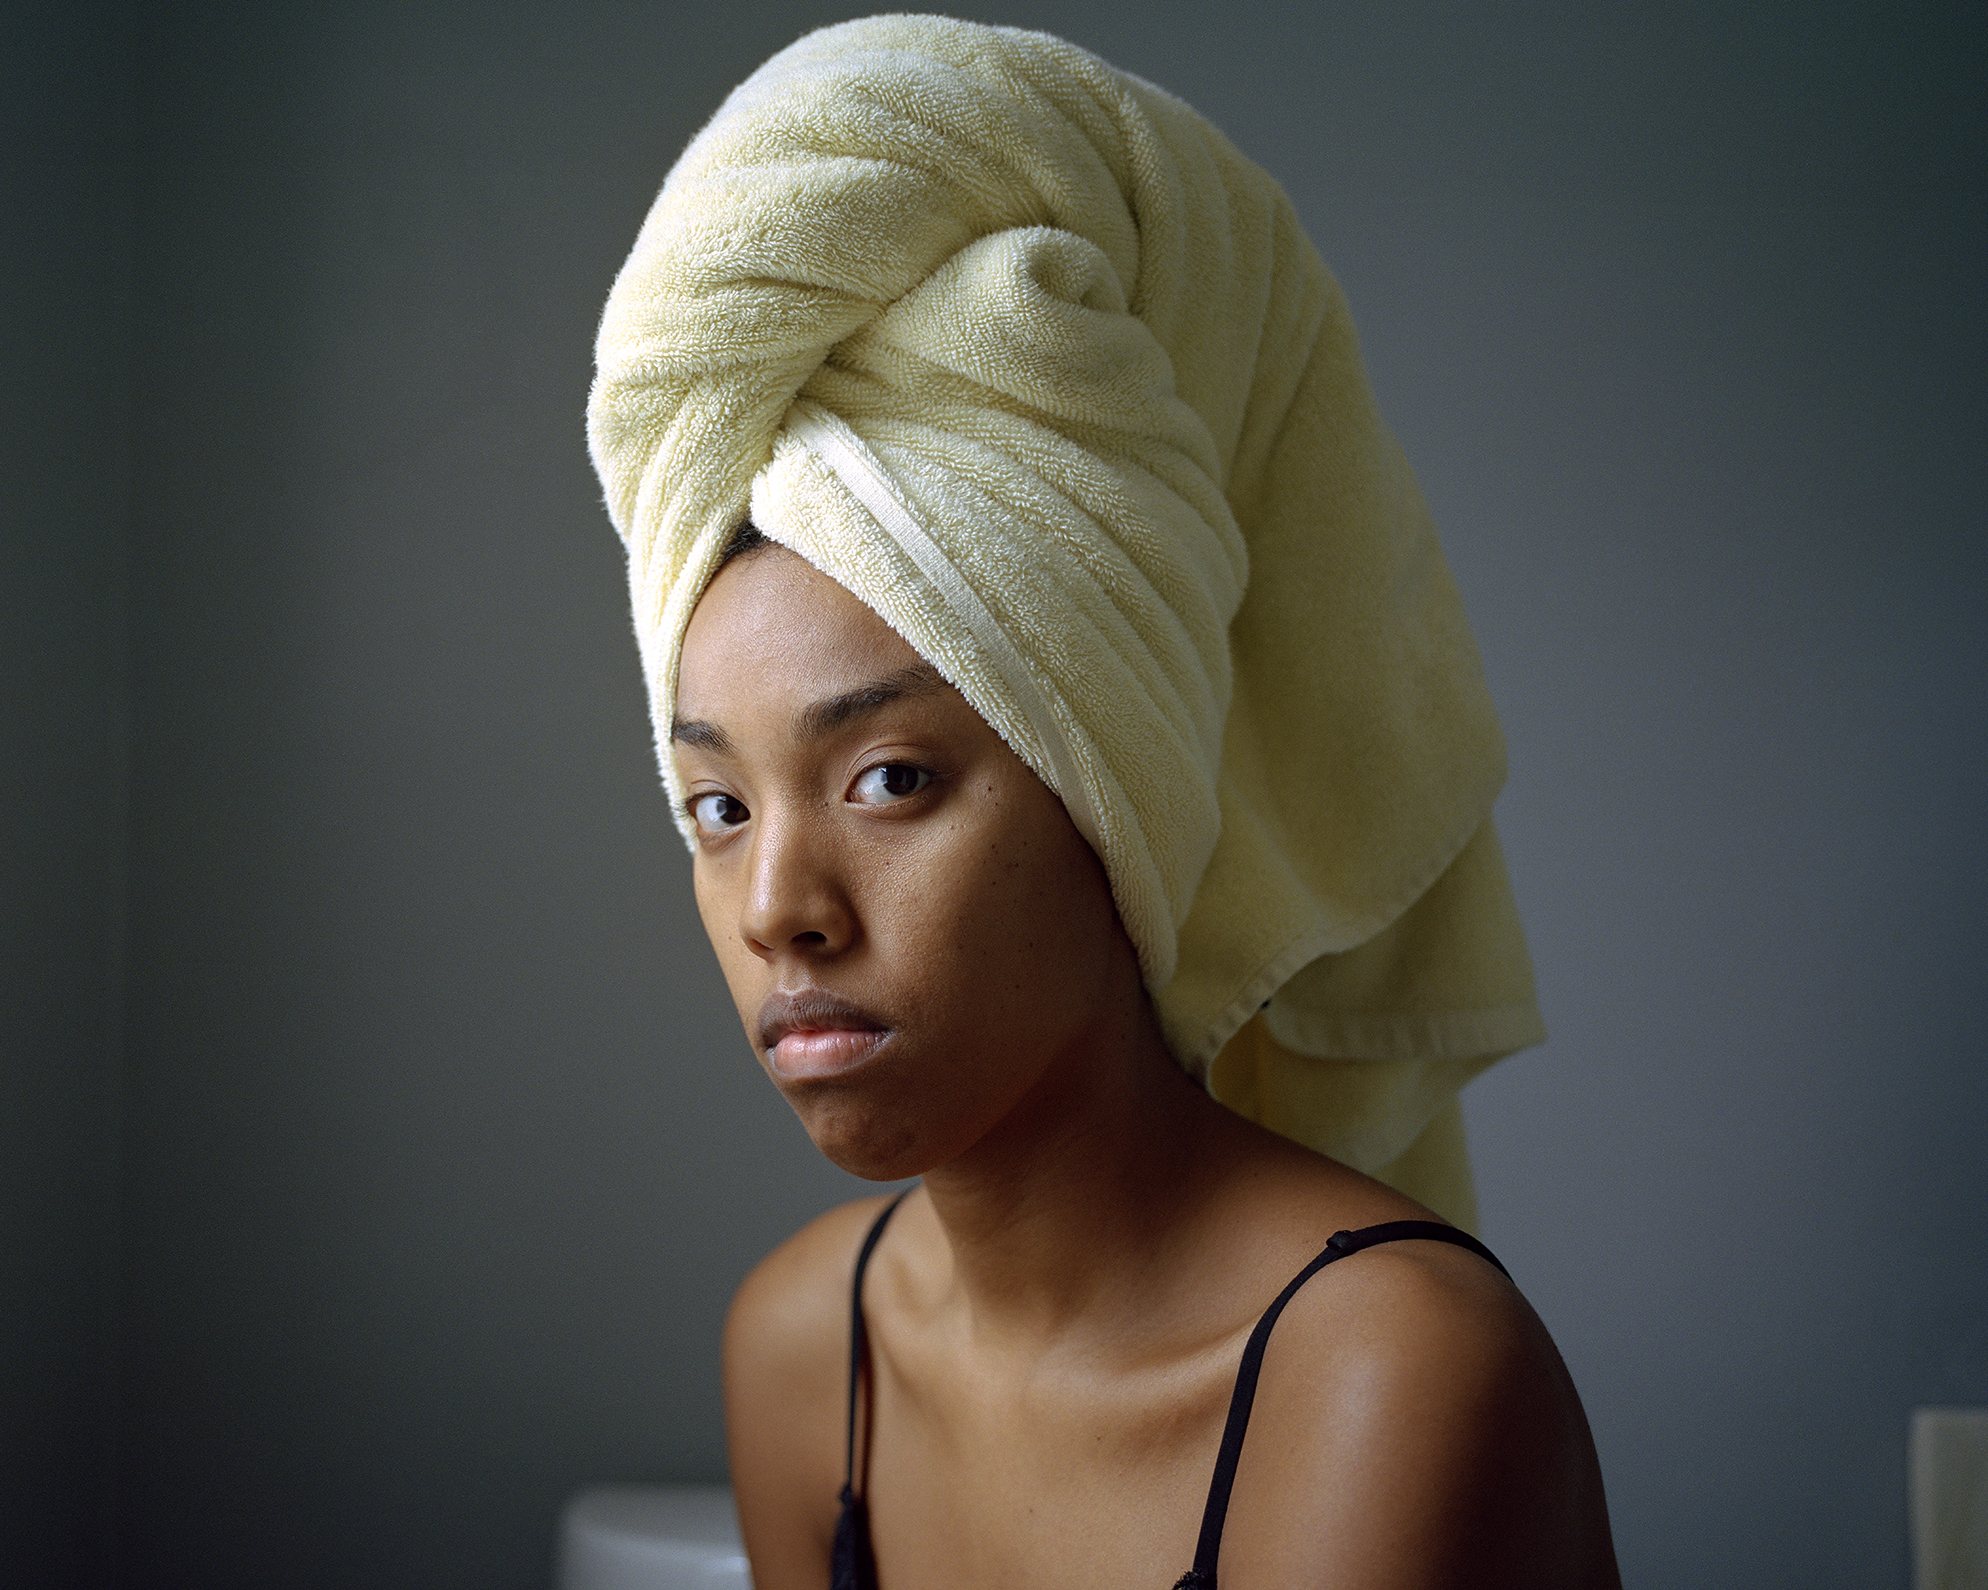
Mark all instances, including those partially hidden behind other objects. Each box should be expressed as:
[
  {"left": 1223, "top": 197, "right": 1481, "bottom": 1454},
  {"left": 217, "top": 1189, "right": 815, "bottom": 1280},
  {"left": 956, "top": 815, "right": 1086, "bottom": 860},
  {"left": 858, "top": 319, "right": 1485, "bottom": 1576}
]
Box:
[{"left": 675, "top": 544, "right": 940, "bottom": 734}]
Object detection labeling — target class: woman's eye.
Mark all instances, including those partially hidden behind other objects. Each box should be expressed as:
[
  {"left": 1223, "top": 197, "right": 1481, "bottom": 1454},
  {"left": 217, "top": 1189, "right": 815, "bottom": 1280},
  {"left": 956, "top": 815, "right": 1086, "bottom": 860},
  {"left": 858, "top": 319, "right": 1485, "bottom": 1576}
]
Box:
[
  {"left": 689, "top": 791, "right": 749, "bottom": 833},
  {"left": 851, "top": 763, "right": 931, "bottom": 804}
]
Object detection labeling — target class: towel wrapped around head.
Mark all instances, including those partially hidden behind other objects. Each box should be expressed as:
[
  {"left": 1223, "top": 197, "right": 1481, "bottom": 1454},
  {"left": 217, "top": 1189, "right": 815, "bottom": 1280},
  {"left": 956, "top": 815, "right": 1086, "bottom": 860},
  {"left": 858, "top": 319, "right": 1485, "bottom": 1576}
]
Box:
[{"left": 588, "top": 15, "right": 1545, "bottom": 1223}]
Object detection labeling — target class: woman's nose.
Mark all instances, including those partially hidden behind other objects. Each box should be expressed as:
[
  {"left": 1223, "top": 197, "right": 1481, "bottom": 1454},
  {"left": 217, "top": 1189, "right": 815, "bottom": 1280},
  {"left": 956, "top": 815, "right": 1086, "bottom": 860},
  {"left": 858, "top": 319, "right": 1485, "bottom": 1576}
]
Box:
[{"left": 737, "top": 814, "right": 856, "bottom": 960}]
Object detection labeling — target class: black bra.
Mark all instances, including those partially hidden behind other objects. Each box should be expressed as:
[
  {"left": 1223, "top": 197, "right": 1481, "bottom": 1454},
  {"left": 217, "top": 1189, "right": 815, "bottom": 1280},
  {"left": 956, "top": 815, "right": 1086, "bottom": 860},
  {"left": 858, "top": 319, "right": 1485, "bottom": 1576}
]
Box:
[{"left": 828, "top": 1191, "right": 1509, "bottom": 1590}]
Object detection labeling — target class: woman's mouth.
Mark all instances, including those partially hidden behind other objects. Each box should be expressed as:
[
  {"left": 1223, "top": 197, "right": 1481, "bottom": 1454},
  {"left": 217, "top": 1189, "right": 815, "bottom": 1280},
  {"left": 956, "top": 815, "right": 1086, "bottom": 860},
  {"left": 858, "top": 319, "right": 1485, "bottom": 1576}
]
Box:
[{"left": 756, "top": 989, "right": 890, "bottom": 1080}]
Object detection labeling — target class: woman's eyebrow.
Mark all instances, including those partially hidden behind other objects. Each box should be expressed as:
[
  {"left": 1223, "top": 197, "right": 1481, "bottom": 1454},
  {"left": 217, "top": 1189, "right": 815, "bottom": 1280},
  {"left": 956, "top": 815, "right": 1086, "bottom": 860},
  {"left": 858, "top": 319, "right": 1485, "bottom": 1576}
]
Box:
[
  {"left": 668, "top": 717, "right": 732, "bottom": 753},
  {"left": 798, "top": 664, "right": 945, "bottom": 741},
  {"left": 669, "top": 664, "right": 945, "bottom": 753}
]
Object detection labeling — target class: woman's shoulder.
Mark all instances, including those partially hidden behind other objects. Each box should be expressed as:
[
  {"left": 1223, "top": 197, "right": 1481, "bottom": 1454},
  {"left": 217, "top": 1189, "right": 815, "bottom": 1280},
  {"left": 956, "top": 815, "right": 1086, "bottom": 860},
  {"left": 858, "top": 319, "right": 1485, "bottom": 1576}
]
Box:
[
  {"left": 724, "top": 1192, "right": 898, "bottom": 1380},
  {"left": 1215, "top": 1213, "right": 1619, "bottom": 1587},
  {"left": 723, "top": 1194, "right": 903, "bottom": 1589},
  {"left": 1264, "top": 1224, "right": 1551, "bottom": 1426}
]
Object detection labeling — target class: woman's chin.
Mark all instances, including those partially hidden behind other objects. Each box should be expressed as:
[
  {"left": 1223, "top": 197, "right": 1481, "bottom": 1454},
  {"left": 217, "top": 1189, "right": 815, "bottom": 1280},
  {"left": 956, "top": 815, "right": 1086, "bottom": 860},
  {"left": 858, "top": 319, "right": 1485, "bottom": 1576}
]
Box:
[{"left": 786, "top": 1093, "right": 946, "bottom": 1183}]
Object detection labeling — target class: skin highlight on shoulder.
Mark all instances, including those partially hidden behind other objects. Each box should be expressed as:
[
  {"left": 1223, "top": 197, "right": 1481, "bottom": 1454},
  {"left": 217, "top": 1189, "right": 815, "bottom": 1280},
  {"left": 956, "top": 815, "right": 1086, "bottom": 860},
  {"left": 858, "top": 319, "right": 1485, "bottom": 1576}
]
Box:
[{"left": 1220, "top": 1241, "right": 1620, "bottom": 1589}]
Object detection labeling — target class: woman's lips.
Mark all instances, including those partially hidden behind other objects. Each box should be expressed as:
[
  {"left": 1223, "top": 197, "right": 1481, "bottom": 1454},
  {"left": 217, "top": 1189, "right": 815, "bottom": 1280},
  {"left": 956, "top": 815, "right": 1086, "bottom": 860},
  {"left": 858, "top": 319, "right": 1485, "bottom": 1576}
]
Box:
[
  {"left": 757, "top": 989, "right": 890, "bottom": 1080},
  {"left": 770, "top": 1027, "right": 889, "bottom": 1078}
]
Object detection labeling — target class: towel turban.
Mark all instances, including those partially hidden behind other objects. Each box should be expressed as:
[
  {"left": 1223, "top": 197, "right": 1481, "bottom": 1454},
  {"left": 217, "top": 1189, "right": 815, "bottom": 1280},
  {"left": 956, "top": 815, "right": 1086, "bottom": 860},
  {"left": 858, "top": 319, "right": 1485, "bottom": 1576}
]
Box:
[{"left": 588, "top": 16, "right": 1545, "bottom": 1204}]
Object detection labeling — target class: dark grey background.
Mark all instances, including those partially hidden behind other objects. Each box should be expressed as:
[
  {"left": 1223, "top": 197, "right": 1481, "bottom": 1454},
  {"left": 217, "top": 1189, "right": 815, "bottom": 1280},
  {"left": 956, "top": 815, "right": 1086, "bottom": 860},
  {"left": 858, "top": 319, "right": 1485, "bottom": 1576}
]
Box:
[{"left": 5, "top": 1, "right": 1982, "bottom": 1586}]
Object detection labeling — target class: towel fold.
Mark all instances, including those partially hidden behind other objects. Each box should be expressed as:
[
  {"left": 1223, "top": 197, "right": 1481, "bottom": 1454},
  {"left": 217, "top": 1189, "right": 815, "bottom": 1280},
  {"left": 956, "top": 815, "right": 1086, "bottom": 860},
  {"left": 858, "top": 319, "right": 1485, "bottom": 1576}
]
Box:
[{"left": 589, "top": 15, "right": 1542, "bottom": 1204}]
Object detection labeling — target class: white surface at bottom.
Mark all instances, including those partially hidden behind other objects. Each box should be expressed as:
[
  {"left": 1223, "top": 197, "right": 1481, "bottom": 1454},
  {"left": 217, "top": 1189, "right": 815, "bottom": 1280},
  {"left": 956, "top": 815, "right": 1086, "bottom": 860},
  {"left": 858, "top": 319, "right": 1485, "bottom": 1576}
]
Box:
[
  {"left": 1913, "top": 1408, "right": 1988, "bottom": 1590},
  {"left": 557, "top": 1484, "right": 752, "bottom": 1590}
]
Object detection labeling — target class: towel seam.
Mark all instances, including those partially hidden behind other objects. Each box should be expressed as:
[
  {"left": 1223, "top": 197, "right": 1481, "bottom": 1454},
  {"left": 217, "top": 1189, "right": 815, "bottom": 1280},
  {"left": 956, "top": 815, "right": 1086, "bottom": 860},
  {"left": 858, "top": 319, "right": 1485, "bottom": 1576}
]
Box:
[{"left": 786, "top": 403, "right": 1108, "bottom": 858}]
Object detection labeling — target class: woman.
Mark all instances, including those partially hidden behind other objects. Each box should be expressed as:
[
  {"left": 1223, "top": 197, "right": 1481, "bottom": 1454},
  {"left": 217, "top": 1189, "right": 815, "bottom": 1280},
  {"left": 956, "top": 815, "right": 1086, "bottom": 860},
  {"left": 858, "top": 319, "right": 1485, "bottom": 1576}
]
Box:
[{"left": 590, "top": 17, "right": 1619, "bottom": 1588}]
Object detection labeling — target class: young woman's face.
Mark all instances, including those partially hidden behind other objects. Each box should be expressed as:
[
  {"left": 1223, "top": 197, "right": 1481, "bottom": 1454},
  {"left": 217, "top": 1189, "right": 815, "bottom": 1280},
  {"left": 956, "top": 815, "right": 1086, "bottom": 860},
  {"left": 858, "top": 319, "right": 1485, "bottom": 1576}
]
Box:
[{"left": 672, "top": 545, "right": 1136, "bottom": 1180}]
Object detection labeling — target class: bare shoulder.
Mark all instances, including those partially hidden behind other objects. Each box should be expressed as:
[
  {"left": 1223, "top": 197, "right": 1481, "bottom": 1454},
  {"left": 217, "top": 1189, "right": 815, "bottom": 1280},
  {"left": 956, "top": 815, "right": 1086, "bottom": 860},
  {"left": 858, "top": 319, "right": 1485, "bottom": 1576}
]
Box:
[
  {"left": 1222, "top": 1234, "right": 1621, "bottom": 1590},
  {"left": 725, "top": 1192, "right": 896, "bottom": 1374},
  {"left": 1298, "top": 1230, "right": 1546, "bottom": 1380},
  {"left": 722, "top": 1194, "right": 901, "bottom": 1590}
]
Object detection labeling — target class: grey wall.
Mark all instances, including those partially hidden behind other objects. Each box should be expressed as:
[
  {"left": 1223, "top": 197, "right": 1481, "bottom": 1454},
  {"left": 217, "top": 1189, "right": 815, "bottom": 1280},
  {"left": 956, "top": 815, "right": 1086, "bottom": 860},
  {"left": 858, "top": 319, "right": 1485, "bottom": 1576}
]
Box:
[
  {"left": 5, "top": 1, "right": 1981, "bottom": 1587},
  {"left": 2, "top": 3, "right": 133, "bottom": 1586}
]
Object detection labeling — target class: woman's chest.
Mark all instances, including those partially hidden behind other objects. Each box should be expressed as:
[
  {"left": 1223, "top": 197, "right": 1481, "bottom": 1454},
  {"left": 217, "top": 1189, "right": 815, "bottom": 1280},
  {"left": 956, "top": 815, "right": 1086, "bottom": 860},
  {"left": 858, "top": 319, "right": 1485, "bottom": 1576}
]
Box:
[{"left": 859, "top": 1336, "right": 1237, "bottom": 1590}]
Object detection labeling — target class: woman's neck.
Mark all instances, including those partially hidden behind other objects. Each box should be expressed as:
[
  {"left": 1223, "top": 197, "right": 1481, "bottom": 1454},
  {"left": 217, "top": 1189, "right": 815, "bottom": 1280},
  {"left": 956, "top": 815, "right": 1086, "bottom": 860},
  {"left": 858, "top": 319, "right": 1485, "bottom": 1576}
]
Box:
[{"left": 911, "top": 989, "right": 1264, "bottom": 1351}]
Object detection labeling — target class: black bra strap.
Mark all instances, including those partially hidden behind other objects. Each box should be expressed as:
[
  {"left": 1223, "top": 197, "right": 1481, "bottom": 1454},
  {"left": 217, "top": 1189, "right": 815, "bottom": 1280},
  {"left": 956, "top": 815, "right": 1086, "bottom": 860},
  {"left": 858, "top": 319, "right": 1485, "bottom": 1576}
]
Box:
[
  {"left": 843, "top": 1190, "right": 913, "bottom": 1496},
  {"left": 1177, "top": 1221, "right": 1509, "bottom": 1589}
]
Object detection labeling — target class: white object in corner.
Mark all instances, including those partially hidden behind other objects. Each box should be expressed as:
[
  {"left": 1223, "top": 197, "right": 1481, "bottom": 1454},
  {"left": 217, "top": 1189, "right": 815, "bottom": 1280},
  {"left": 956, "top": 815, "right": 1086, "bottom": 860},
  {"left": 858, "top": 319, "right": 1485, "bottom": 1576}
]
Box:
[
  {"left": 557, "top": 1485, "right": 752, "bottom": 1590},
  {"left": 1913, "top": 1408, "right": 1988, "bottom": 1590}
]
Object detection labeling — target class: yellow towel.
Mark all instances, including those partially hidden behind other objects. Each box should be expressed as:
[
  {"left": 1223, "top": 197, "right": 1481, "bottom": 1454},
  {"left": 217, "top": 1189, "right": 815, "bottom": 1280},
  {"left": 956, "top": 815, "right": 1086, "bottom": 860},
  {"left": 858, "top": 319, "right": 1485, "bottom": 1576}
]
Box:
[{"left": 588, "top": 16, "right": 1543, "bottom": 1216}]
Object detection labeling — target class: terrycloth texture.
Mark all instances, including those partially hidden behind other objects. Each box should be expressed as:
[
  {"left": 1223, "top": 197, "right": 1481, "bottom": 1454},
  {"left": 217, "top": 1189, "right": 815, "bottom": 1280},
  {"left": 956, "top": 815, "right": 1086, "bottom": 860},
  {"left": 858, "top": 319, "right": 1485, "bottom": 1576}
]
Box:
[
  {"left": 1208, "top": 819, "right": 1543, "bottom": 1227},
  {"left": 1251, "top": 817, "right": 1542, "bottom": 1068},
  {"left": 588, "top": 16, "right": 1543, "bottom": 1165},
  {"left": 1373, "top": 1098, "right": 1479, "bottom": 1235}
]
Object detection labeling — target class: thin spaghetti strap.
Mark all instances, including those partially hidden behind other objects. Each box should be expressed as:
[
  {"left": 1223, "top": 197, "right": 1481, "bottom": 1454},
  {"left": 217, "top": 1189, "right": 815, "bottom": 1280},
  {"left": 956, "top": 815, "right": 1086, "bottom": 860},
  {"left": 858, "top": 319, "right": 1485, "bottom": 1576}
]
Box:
[
  {"left": 1171, "top": 1221, "right": 1508, "bottom": 1590},
  {"left": 831, "top": 1191, "right": 914, "bottom": 1590},
  {"left": 842, "top": 1189, "right": 913, "bottom": 1494}
]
